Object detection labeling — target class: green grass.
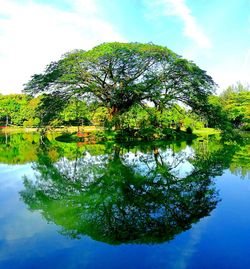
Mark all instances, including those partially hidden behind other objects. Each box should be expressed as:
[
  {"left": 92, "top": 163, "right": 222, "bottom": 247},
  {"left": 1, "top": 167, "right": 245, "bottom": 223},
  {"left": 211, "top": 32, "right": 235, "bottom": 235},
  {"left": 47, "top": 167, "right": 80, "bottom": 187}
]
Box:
[
  {"left": 0, "top": 126, "right": 103, "bottom": 134},
  {"left": 0, "top": 126, "right": 36, "bottom": 134},
  {"left": 1, "top": 126, "right": 221, "bottom": 142},
  {"left": 193, "top": 128, "right": 220, "bottom": 136}
]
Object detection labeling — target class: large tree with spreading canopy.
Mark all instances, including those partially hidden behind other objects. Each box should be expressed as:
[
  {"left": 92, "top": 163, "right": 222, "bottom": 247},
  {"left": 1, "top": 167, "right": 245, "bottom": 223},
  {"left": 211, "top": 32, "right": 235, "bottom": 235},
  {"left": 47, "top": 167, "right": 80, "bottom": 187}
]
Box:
[{"left": 24, "top": 42, "right": 217, "bottom": 127}]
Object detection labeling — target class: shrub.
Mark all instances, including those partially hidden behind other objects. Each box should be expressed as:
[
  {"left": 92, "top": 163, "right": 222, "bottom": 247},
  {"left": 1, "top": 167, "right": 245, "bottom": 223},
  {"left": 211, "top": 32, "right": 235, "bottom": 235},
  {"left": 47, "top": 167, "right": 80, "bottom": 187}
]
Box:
[
  {"left": 186, "top": 127, "right": 193, "bottom": 134},
  {"left": 176, "top": 126, "right": 181, "bottom": 132}
]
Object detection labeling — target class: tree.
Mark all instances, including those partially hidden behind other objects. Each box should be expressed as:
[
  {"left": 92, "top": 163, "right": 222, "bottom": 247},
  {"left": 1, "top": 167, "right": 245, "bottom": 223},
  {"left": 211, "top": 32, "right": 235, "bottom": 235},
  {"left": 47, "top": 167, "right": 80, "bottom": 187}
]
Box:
[
  {"left": 0, "top": 94, "right": 28, "bottom": 126},
  {"left": 60, "top": 98, "right": 91, "bottom": 128},
  {"left": 14, "top": 96, "right": 41, "bottom": 126},
  {"left": 24, "top": 42, "right": 216, "bottom": 129},
  {"left": 219, "top": 83, "right": 250, "bottom": 130}
]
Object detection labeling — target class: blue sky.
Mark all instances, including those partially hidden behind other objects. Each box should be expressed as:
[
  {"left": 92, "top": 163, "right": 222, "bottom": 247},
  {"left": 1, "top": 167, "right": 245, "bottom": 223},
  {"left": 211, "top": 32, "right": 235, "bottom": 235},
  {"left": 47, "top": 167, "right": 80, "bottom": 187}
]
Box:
[{"left": 0, "top": 0, "right": 249, "bottom": 94}]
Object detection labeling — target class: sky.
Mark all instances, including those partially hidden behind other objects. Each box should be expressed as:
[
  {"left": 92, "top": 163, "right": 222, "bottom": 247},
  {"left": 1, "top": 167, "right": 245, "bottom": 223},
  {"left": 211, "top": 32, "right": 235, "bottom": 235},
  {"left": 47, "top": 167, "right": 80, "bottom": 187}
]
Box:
[{"left": 0, "top": 0, "right": 250, "bottom": 94}]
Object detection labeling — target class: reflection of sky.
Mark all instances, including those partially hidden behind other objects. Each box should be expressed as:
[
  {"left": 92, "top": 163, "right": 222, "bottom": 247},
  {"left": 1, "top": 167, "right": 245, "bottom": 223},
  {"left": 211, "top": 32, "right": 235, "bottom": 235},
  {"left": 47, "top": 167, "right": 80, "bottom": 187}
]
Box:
[
  {"left": 123, "top": 146, "right": 195, "bottom": 179},
  {"left": 0, "top": 164, "right": 33, "bottom": 189},
  {"left": 0, "top": 164, "right": 83, "bottom": 268},
  {"left": 54, "top": 153, "right": 109, "bottom": 183},
  {"left": 51, "top": 146, "right": 196, "bottom": 183},
  {"left": 0, "top": 164, "right": 50, "bottom": 242}
]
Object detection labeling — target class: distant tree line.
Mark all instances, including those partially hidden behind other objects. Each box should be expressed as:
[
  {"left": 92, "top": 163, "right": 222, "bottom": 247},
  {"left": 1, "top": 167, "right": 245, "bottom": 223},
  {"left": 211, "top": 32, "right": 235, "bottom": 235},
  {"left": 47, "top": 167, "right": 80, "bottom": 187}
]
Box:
[
  {"left": 0, "top": 93, "right": 204, "bottom": 129},
  {"left": 209, "top": 82, "right": 250, "bottom": 131},
  {"left": 0, "top": 82, "right": 249, "bottom": 132}
]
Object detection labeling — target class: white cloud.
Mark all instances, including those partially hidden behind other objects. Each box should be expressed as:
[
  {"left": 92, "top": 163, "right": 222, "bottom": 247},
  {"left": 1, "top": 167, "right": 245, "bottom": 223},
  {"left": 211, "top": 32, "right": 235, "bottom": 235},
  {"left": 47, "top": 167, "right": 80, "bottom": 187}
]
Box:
[
  {"left": 146, "top": 0, "right": 212, "bottom": 49},
  {"left": 0, "top": 0, "right": 125, "bottom": 94}
]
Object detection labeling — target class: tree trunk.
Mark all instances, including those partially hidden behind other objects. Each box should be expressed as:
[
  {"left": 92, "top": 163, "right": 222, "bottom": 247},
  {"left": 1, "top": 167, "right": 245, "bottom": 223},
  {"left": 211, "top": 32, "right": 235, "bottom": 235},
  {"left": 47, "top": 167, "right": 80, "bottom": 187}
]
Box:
[
  {"left": 108, "top": 106, "right": 120, "bottom": 130},
  {"left": 108, "top": 106, "right": 118, "bottom": 120}
]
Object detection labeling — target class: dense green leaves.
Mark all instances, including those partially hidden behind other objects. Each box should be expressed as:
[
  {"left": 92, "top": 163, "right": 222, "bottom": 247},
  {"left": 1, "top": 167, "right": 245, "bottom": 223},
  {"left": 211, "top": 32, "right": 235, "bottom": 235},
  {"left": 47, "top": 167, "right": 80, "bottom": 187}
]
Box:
[
  {"left": 0, "top": 94, "right": 29, "bottom": 126},
  {"left": 219, "top": 83, "right": 250, "bottom": 130},
  {"left": 24, "top": 42, "right": 216, "bottom": 127},
  {"left": 3, "top": 42, "right": 248, "bottom": 135}
]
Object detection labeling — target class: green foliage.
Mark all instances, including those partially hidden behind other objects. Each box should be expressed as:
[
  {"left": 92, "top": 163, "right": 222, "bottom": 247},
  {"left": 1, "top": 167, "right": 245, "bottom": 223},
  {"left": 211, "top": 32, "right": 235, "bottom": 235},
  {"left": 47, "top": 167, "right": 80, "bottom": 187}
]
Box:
[
  {"left": 23, "top": 118, "right": 40, "bottom": 128},
  {"left": 219, "top": 83, "right": 250, "bottom": 130},
  {"left": 0, "top": 94, "right": 29, "bottom": 126},
  {"left": 59, "top": 98, "right": 91, "bottom": 126},
  {"left": 176, "top": 125, "right": 181, "bottom": 132},
  {"left": 91, "top": 107, "right": 109, "bottom": 126},
  {"left": 0, "top": 94, "right": 44, "bottom": 127},
  {"left": 35, "top": 94, "right": 70, "bottom": 126},
  {"left": 186, "top": 127, "right": 193, "bottom": 134},
  {"left": 5, "top": 42, "right": 249, "bottom": 140},
  {"left": 24, "top": 42, "right": 216, "bottom": 130}
]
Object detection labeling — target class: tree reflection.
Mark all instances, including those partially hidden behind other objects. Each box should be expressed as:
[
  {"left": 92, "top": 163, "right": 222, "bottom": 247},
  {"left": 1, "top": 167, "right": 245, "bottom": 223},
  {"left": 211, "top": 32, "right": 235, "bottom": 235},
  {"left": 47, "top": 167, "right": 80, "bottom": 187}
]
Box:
[
  {"left": 229, "top": 143, "right": 250, "bottom": 179},
  {"left": 19, "top": 140, "right": 238, "bottom": 245}
]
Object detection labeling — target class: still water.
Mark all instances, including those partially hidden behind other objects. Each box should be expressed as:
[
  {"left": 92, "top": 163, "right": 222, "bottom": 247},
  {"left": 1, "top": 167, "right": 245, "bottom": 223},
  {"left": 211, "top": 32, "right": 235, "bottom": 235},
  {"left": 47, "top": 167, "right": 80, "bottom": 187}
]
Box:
[{"left": 0, "top": 132, "right": 249, "bottom": 269}]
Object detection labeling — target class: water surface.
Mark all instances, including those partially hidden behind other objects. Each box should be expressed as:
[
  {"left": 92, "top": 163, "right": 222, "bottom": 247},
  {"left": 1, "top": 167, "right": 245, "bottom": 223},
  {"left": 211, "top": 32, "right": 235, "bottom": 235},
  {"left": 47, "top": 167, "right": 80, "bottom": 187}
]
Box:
[{"left": 0, "top": 132, "right": 249, "bottom": 268}]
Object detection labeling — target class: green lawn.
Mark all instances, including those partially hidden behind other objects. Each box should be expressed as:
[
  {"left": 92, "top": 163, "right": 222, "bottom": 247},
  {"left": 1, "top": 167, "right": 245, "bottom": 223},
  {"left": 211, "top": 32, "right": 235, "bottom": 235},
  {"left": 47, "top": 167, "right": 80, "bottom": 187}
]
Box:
[
  {"left": 193, "top": 128, "right": 220, "bottom": 136},
  {"left": 0, "top": 126, "right": 103, "bottom": 134}
]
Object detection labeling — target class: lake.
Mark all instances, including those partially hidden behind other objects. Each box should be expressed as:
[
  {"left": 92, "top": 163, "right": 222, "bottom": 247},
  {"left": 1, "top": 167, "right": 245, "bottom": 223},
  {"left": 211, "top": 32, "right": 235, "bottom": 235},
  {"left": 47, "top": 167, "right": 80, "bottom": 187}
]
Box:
[{"left": 0, "top": 132, "right": 249, "bottom": 269}]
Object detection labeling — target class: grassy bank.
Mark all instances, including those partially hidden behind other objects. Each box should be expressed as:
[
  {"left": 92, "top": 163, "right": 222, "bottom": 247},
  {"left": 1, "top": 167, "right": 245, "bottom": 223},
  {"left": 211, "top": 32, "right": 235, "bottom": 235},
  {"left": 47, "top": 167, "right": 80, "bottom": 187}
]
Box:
[
  {"left": 1, "top": 126, "right": 221, "bottom": 141},
  {"left": 0, "top": 126, "right": 102, "bottom": 134},
  {"left": 193, "top": 128, "right": 220, "bottom": 137}
]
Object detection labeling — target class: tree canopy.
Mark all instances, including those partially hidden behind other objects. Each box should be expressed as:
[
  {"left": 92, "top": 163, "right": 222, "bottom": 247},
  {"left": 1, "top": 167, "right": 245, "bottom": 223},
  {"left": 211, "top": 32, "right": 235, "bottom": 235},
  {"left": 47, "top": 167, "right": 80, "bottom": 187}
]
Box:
[
  {"left": 0, "top": 94, "right": 29, "bottom": 126},
  {"left": 24, "top": 42, "right": 216, "bottom": 124},
  {"left": 219, "top": 83, "right": 250, "bottom": 130}
]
